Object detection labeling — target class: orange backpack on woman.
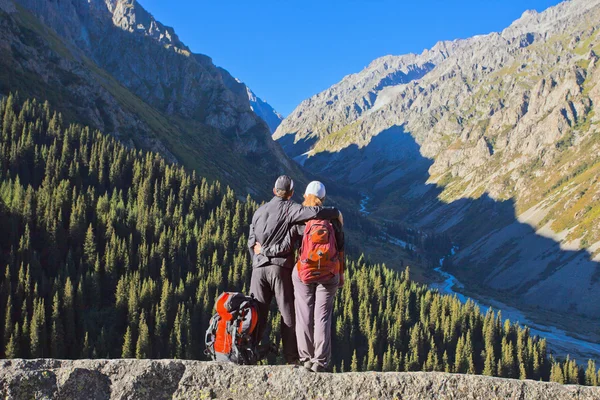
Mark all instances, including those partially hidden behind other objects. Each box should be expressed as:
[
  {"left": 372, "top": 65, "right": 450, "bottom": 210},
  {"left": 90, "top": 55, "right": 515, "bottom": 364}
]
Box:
[
  {"left": 205, "top": 292, "right": 262, "bottom": 364},
  {"left": 297, "top": 219, "right": 340, "bottom": 284}
]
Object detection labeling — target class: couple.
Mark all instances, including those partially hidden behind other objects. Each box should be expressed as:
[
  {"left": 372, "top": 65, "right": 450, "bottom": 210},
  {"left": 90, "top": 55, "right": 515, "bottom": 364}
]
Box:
[{"left": 248, "top": 175, "right": 345, "bottom": 372}]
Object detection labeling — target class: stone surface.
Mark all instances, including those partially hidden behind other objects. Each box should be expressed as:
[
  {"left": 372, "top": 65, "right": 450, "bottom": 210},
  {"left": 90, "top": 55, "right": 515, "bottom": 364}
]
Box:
[{"left": 1, "top": 359, "right": 600, "bottom": 400}]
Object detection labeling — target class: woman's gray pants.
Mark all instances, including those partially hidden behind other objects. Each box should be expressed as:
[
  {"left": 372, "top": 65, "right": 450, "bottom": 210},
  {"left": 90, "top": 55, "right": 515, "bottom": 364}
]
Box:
[{"left": 292, "top": 267, "right": 339, "bottom": 368}]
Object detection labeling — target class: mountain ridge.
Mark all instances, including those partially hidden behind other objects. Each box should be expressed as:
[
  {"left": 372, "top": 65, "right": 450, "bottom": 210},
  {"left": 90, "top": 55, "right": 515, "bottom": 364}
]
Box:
[{"left": 273, "top": 0, "right": 600, "bottom": 327}]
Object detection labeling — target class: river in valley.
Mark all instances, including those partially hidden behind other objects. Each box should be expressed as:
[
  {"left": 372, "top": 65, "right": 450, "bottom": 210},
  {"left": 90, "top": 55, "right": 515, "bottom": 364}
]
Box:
[
  {"left": 432, "top": 251, "right": 600, "bottom": 360},
  {"left": 359, "top": 194, "right": 600, "bottom": 360},
  {"left": 359, "top": 193, "right": 371, "bottom": 216}
]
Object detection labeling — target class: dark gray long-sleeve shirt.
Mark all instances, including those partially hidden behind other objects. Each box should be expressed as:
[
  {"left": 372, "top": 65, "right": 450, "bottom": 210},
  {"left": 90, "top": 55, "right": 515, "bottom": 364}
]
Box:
[{"left": 248, "top": 196, "right": 340, "bottom": 269}]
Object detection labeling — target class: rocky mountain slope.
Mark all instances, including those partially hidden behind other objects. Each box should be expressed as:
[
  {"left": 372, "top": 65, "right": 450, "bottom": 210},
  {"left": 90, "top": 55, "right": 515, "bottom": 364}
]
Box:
[
  {"left": 274, "top": 0, "right": 600, "bottom": 325},
  {"left": 0, "top": 0, "right": 298, "bottom": 197},
  {"left": 2, "top": 359, "right": 599, "bottom": 400},
  {"left": 244, "top": 83, "right": 284, "bottom": 133}
]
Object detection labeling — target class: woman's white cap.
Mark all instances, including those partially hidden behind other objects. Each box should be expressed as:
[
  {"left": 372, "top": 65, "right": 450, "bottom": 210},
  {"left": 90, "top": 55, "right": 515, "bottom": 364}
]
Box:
[{"left": 305, "top": 181, "right": 326, "bottom": 199}]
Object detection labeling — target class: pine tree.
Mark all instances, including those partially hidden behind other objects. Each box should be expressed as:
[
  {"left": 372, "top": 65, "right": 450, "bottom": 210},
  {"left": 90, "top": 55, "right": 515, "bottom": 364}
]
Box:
[
  {"left": 5, "top": 323, "right": 20, "bottom": 359},
  {"left": 443, "top": 351, "right": 451, "bottom": 373},
  {"left": 382, "top": 346, "right": 394, "bottom": 372},
  {"left": 83, "top": 224, "right": 97, "bottom": 270},
  {"left": 424, "top": 349, "right": 435, "bottom": 372},
  {"left": 351, "top": 350, "right": 359, "bottom": 372},
  {"left": 483, "top": 348, "right": 496, "bottom": 376},
  {"left": 366, "top": 341, "right": 379, "bottom": 371},
  {"left": 122, "top": 326, "right": 134, "bottom": 359},
  {"left": 82, "top": 333, "right": 91, "bottom": 358},
  {"left": 135, "top": 311, "right": 151, "bottom": 359},
  {"left": 50, "top": 292, "right": 65, "bottom": 358},
  {"left": 3, "top": 294, "right": 12, "bottom": 352},
  {"left": 464, "top": 336, "right": 476, "bottom": 375},
  {"left": 550, "top": 363, "right": 565, "bottom": 384},
  {"left": 63, "top": 278, "right": 76, "bottom": 358},
  {"left": 585, "top": 360, "right": 598, "bottom": 386},
  {"left": 29, "top": 299, "right": 46, "bottom": 358}
]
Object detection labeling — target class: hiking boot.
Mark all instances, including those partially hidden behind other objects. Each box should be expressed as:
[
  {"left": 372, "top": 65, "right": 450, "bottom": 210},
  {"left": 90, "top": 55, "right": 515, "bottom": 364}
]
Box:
[{"left": 303, "top": 360, "right": 313, "bottom": 370}]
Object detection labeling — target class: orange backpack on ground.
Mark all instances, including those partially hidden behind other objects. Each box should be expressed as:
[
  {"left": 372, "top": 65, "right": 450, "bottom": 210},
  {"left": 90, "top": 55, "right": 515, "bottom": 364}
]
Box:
[
  {"left": 205, "top": 292, "right": 262, "bottom": 364},
  {"left": 297, "top": 219, "right": 340, "bottom": 284}
]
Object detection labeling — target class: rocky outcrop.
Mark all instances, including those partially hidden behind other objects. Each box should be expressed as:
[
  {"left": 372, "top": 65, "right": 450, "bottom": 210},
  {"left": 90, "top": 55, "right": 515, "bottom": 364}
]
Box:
[
  {"left": 1, "top": 0, "right": 300, "bottom": 196},
  {"left": 15, "top": 0, "right": 255, "bottom": 134},
  {"left": 1, "top": 359, "right": 599, "bottom": 400}
]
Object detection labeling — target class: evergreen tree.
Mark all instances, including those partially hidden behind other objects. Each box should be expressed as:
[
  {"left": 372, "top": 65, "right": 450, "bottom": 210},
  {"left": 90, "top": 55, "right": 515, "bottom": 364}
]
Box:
[
  {"left": 483, "top": 348, "right": 496, "bottom": 376},
  {"left": 5, "top": 323, "right": 20, "bottom": 359},
  {"left": 585, "top": 360, "right": 598, "bottom": 386},
  {"left": 29, "top": 299, "right": 46, "bottom": 358},
  {"left": 82, "top": 333, "right": 91, "bottom": 358},
  {"left": 50, "top": 292, "right": 64, "bottom": 358},
  {"left": 550, "top": 362, "right": 565, "bottom": 384},
  {"left": 3, "top": 294, "right": 12, "bottom": 353},
  {"left": 454, "top": 335, "right": 467, "bottom": 373},
  {"left": 351, "top": 350, "right": 359, "bottom": 372},
  {"left": 63, "top": 278, "right": 76, "bottom": 358},
  {"left": 135, "top": 311, "right": 151, "bottom": 359},
  {"left": 83, "top": 224, "right": 97, "bottom": 270},
  {"left": 122, "top": 326, "right": 134, "bottom": 359}
]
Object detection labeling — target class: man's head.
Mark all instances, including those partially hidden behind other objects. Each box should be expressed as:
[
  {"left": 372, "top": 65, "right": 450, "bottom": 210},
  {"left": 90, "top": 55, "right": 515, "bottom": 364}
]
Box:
[{"left": 273, "top": 175, "right": 294, "bottom": 199}]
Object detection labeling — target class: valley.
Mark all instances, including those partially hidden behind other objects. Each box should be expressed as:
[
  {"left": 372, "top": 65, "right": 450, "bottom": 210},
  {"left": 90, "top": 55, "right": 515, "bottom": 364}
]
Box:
[
  {"left": 0, "top": 0, "right": 598, "bottom": 386},
  {"left": 362, "top": 190, "right": 600, "bottom": 360},
  {"left": 434, "top": 252, "right": 600, "bottom": 361},
  {"left": 274, "top": 0, "right": 600, "bottom": 360}
]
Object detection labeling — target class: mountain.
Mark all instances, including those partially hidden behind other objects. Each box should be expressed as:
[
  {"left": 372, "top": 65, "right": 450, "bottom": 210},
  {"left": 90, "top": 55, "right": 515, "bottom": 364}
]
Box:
[
  {"left": 274, "top": 0, "right": 600, "bottom": 327},
  {"left": 0, "top": 0, "right": 299, "bottom": 197},
  {"left": 0, "top": 0, "right": 424, "bottom": 276},
  {"left": 2, "top": 360, "right": 600, "bottom": 399},
  {"left": 241, "top": 82, "right": 284, "bottom": 133},
  {"left": 5, "top": 94, "right": 597, "bottom": 380}
]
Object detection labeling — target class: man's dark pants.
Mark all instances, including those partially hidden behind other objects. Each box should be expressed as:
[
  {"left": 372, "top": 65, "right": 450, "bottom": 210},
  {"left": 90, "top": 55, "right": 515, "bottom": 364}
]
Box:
[{"left": 250, "top": 264, "right": 298, "bottom": 363}]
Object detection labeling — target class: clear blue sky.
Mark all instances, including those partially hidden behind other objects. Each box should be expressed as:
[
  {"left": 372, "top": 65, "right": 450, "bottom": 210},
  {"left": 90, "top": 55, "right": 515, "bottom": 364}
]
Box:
[{"left": 140, "top": 0, "right": 561, "bottom": 116}]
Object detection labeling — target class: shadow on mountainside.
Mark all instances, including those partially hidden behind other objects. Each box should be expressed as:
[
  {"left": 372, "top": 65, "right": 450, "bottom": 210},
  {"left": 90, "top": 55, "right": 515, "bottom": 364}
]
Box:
[
  {"left": 288, "top": 124, "right": 600, "bottom": 334},
  {"left": 300, "top": 125, "right": 431, "bottom": 189}
]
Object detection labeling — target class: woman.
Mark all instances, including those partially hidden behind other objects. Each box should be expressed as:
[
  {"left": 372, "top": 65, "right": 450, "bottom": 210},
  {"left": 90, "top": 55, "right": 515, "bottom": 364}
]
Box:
[{"left": 259, "top": 181, "right": 344, "bottom": 372}]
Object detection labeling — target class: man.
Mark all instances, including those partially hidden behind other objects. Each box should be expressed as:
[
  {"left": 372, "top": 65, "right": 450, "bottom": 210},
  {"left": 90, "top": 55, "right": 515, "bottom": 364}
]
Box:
[{"left": 248, "top": 175, "right": 341, "bottom": 364}]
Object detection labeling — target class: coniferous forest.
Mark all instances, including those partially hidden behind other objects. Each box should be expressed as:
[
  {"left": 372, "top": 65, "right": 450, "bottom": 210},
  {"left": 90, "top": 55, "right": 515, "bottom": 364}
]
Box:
[{"left": 0, "top": 93, "right": 598, "bottom": 385}]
